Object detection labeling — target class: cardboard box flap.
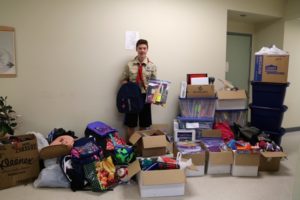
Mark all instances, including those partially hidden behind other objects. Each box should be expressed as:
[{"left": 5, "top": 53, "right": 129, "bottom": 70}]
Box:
[
  {"left": 127, "top": 160, "right": 141, "bottom": 179},
  {"left": 181, "top": 158, "right": 201, "bottom": 170},
  {"left": 209, "top": 151, "right": 233, "bottom": 165},
  {"left": 39, "top": 145, "right": 70, "bottom": 160},
  {"left": 173, "top": 143, "right": 205, "bottom": 165},
  {"left": 0, "top": 134, "right": 36, "bottom": 143},
  {"left": 261, "top": 151, "right": 287, "bottom": 158},
  {"left": 202, "top": 129, "right": 222, "bottom": 138},
  {"left": 217, "top": 90, "right": 247, "bottom": 100},
  {"left": 142, "top": 169, "right": 185, "bottom": 186},
  {"left": 151, "top": 124, "right": 169, "bottom": 133},
  {"left": 143, "top": 135, "right": 168, "bottom": 149},
  {"left": 129, "top": 132, "right": 143, "bottom": 145},
  {"left": 144, "top": 129, "right": 166, "bottom": 136}
]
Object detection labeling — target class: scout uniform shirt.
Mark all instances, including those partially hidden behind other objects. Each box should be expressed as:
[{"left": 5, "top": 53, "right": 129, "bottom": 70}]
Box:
[{"left": 121, "top": 56, "right": 157, "bottom": 93}]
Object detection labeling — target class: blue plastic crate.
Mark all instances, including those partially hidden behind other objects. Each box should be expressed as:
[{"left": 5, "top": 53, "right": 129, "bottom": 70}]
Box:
[
  {"left": 250, "top": 104, "right": 287, "bottom": 132},
  {"left": 215, "top": 109, "right": 248, "bottom": 126},
  {"left": 179, "top": 97, "right": 216, "bottom": 120},
  {"left": 264, "top": 128, "right": 286, "bottom": 145},
  {"left": 176, "top": 116, "right": 214, "bottom": 141},
  {"left": 251, "top": 81, "right": 289, "bottom": 108}
]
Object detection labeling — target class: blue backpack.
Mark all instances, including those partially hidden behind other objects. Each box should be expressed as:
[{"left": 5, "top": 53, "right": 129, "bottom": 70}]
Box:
[{"left": 116, "top": 82, "right": 144, "bottom": 114}]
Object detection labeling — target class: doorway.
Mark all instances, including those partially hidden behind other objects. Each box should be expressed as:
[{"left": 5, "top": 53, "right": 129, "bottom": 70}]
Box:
[{"left": 226, "top": 33, "right": 252, "bottom": 93}]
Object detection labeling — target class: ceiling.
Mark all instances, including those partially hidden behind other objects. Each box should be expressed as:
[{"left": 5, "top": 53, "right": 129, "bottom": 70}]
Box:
[{"left": 228, "top": 10, "right": 281, "bottom": 24}]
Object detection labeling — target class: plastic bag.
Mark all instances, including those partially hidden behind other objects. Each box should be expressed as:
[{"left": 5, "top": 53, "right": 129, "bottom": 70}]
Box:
[
  {"left": 214, "top": 122, "right": 234, "bottom": 142},
  {"left": 26, "top": 131, "right": 49, "bottom": 150},
  {"left": 145, "top": 79, "right": 171, "bottom": 106},
  {"left": 33, "top": 164, "right": 70, "bottom": 188}
]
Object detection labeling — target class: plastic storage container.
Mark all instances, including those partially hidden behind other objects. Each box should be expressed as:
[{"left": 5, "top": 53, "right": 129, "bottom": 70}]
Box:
[
  {"left": 264, "top": 128, "right": 286, "bottom": 145},
  {"left": 179, "top": 97, "right": 216, "bottom": 120},
  {"left": 251, "top": 81, "right": 289, "bottom": 108},
  {"left": 250, "top": 104, "right": 287, "bottom": 131},
  {"left": 215, "top": 109, "right": 248, "bottom": 126},
  {"left": 176, "top": 117, "right": 214, "bottom": 141},
  {"left": 174, "top": 129, "right": 196, "bottom": 142},
  {"left": 177, "top": 117, "right": 214, "bottom": 129}
]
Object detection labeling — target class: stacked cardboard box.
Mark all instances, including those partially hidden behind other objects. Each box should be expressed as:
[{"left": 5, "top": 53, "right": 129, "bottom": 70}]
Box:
[
  {"left": 216, "top": 89, "right": 248, "bottom": 126},
  {"left": 128, "top": 127, "right": 186, "bottom": 198}
]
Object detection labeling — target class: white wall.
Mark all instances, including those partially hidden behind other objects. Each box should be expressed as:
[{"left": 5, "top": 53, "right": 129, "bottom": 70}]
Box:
[
  {"left": 293, "top": 143, "right": 300, "bottom": 200},
  {"left": 254, "top": 19, "right": 285, "bottom": 51},
  {"left": 285, "top": 0, "right": 300, "bottom": 20},
  {"left": 0, "top": 0, "right": 286, "bottom": 136},
  {"left": 283, "top": 19, "right": 300, "bottom": 128},
  {"left": 227, "top": 20, "right": 255, "bottom": 34},
  {"left": 250, "top": 19, "right": 285, "bottom": 101}
]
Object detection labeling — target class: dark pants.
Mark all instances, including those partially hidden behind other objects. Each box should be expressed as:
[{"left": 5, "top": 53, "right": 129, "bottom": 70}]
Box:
[{"left": 124, "top": 94, "right": 152, "bottom": 128}]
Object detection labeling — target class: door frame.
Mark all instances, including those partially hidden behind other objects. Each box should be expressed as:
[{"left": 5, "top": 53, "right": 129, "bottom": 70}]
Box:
[{"left": 226, "top": 32, "right": 253, "bottom": 94}]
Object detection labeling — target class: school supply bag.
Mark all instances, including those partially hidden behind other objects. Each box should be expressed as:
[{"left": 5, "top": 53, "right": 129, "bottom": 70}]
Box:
[
  {"left": 113, "top": 145, "right": 135, "bottom": 165},
  {"left": 66, "top": 137, "right": 103, "bottom": 191},
  {"left": 117, "top": 82, "right": 144, "bottom": 114},
  {"left": 84, "top": 121, "right": 126, "bottom": 153},
  {"left": 83, "top": 156, "right": 117, "bottom": 192},
  {"left": 145, "top": 79, "right": 171, "bottom": 106},
  {"left": 105, "top": 132, "right": 135, "bottom": 165}
]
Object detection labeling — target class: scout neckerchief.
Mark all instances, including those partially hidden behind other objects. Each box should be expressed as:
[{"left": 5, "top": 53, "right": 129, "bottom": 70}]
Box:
[{"left": 136, "top": 58, "right": 149, "bottom": 90}]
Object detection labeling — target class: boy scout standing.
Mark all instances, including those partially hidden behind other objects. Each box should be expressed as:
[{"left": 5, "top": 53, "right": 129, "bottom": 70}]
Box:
[{"left": 121, "top": 39, "right": 157, "bottom": 142}]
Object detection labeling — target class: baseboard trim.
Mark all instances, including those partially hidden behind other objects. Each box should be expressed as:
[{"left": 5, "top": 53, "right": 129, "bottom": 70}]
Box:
[{"left": 285, "top": 127, "right": 300, "bottom": 133}]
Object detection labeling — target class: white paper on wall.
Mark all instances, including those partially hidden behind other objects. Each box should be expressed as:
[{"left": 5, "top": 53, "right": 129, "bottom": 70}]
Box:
[{"left": 125, "top": 31, "right": 140, "bottom": 50}]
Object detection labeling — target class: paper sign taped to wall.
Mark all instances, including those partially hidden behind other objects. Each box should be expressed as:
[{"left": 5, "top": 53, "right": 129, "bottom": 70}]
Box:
[{"left": 125, "top": 31, "right": 140, "bottom": 50}]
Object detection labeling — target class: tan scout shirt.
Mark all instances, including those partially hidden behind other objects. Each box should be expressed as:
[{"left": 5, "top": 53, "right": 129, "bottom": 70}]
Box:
[{"left": 121, "top": 56, "right": 157, "bottom": 93}]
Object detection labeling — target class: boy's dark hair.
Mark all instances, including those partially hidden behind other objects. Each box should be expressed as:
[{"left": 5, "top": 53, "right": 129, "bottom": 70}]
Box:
[{"left": 136, "top": 39, "right": 148, "bottom": 48}]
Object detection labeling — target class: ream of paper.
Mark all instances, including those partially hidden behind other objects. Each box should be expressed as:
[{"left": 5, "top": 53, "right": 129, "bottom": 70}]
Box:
[
  {"left": 125, "top": 31, "right": 140, "bottom": 50},
  {"left": 186, "top": 123, "right": 200, "bottom": 129},
  {"left": 191, "top": 77, "right": 209, "bottom": 85}
]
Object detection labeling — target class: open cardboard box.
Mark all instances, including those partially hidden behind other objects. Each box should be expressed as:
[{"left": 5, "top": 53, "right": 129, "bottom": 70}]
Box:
[
  {"left": 201, "top": 130, "right": 234, "bottom": 175},
  {"left": 232, "top": 151, "right": 261, "bottom": 177},
  {"left": 0, "top": 134, "right": 40, "bottom": 189},
  {"left": 216, "top": 89, "right": 247, "bottom": 110},
  {"left": 186, "top": 85, "right": 215, "bottom": 98},
  {"left": 129, "top": 129, "right": 168, "bottom": 157},
  {"left": 173, "top": 143, "right": 206, "bottom": 176},
  {"left": 127, "top": 160, "right": 186, "bottom": 198},
  {"left": 259, "top": 151, "right": 287, "bottom": 172},
  {"left": 151, "top": 124, "right": 173, "bottom": 153}
]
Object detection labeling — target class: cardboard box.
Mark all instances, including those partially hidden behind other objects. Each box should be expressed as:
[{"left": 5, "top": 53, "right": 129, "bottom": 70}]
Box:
[
  {"left": 254, "top": 55, "right": 289, "bottom": 83},
  {"left": 173, "top": 143, "right": 206, "bottom": 176},
  {"left": 201, "top": 130, "right": 234, "bottom": 175},
  {"left": 216, "top": 90, "right": 247, "bottom": 110},
  {"left": 129, "top": 130, "right": 168, "bottom": 157},
  {"left": 186, "top": 85, "right": 215, "bottom": 98},
  {"left": 128, "top": 160, "right": 186, "bottom": 198},
  {"left": 232, "top": 152, "right": 260, "bottom": 177},
  {"left": 206, "top": 150, "right": 233, "bottom": 175},
  {"left": 259, "top": 151, "right": 287, "bottom": 172},
  {"left": 0, "top": 134, "right": 40, "bottom": 189}
]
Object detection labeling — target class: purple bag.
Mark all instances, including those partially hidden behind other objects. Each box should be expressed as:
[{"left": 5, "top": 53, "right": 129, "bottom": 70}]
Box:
[{"left": 85, "top": 121, "right": 116, "bottom": 137}]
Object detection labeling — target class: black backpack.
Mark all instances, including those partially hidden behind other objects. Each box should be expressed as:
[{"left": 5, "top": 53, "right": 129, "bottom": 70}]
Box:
[
  {"left": 61, "top": 137, "right": 103, "bottom": 191},
  {"left": 116, "top": 82, "right": 144, "bottom": 114}
]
